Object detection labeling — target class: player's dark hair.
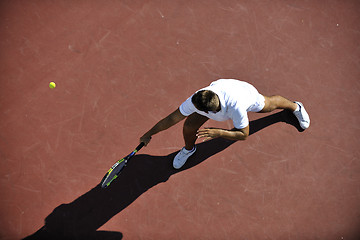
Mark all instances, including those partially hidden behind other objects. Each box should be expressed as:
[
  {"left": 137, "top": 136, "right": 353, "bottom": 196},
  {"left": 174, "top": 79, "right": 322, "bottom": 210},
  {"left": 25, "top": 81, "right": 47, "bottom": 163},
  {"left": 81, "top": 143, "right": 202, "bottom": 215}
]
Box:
[{"left": 191, "top": 90, "right": 218, "bottom": 112}]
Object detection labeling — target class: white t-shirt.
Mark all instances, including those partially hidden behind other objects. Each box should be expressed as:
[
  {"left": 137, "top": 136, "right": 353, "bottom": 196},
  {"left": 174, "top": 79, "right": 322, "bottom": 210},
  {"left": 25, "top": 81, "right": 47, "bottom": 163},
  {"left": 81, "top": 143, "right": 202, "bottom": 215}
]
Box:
[{"left": 179, "top": 79, "right": 263, "bottom": 129}]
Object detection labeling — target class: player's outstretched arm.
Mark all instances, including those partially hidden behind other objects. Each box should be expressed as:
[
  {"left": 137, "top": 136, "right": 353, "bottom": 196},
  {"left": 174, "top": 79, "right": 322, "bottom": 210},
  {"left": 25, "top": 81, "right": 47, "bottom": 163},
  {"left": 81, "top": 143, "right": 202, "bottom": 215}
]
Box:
[{"left": 140, "top": 108, "right": 186, "bottom": 146}]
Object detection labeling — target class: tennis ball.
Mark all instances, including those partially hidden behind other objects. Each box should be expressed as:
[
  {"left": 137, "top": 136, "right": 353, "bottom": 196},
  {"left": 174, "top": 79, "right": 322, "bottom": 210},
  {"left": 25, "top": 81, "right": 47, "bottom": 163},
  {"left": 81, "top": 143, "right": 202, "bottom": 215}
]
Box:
[{"left": 49, "top": 82, "right": 56, "bottom": 89}]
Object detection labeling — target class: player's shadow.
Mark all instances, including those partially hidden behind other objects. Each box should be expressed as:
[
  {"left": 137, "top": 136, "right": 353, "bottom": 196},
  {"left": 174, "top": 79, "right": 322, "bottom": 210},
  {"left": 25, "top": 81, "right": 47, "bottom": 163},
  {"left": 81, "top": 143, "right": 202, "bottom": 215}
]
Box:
[{"left": 23, "top": 110, "right": 303, "bottom": 240}]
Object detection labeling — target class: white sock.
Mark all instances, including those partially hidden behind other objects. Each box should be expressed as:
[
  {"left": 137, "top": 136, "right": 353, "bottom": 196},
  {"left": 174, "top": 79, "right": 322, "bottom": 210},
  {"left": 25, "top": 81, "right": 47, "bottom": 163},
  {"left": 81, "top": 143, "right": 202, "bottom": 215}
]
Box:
[
  {"left": 184, "top": 147, "right": 195, "bottom": 153},
  {"left": 294, "top": 103, "right": 300, "bottom": 112}
]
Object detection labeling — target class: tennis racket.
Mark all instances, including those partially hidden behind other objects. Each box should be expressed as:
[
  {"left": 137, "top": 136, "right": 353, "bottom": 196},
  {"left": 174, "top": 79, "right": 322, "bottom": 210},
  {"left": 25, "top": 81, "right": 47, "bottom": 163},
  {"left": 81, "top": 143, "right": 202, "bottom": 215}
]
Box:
[{"left": 101, "top": 142, "right": 144, "bottom": 188}]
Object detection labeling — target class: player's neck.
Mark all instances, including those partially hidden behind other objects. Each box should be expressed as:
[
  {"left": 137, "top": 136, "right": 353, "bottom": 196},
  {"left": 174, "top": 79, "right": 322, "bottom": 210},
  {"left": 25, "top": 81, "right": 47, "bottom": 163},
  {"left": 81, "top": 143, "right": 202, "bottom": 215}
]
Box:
[{"left": 215, "top": 95, "right": 221, "bottom": 112}]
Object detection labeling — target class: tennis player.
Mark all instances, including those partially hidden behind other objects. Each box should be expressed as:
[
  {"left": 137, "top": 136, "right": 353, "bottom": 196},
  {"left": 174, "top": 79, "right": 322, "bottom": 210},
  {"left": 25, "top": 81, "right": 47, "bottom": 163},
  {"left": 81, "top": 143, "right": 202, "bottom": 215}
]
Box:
[{"left": 140, "top": 79, "right": 310, "bottom": 169}]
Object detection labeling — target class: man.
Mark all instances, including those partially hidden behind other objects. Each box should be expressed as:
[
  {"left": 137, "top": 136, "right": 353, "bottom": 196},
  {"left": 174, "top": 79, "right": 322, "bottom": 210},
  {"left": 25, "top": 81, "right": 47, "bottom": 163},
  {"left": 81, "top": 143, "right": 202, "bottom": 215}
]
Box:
[{"left": 140, "top": 79, "right": 310, "bottom": 169}]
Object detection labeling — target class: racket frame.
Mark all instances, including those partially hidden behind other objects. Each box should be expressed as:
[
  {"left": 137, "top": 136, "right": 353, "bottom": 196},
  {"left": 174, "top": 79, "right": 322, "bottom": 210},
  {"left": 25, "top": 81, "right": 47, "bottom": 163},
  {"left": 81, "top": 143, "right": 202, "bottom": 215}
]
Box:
[{"left": 101, "top": 142, "right": 144, "bottom": 188}]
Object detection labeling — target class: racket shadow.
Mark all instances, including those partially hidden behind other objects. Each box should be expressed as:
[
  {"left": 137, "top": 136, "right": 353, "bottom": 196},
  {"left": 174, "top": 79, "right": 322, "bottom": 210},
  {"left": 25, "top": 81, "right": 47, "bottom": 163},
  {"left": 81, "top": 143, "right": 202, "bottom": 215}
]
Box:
[{"left": 23, "top": 110, "right": 302, "bottom": 240}]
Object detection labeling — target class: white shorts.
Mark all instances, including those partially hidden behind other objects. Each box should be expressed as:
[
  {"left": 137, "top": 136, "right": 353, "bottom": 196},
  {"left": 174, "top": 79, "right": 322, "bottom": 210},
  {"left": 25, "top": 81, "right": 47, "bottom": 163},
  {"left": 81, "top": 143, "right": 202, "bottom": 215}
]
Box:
[{"left": 247, "top": 94, "right": 265, "bottom": 112}]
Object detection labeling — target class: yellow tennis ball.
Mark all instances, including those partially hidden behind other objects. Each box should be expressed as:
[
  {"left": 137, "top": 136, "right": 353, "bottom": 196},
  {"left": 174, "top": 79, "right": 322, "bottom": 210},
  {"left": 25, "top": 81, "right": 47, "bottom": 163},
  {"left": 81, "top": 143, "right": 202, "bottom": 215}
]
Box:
[{"left": 49, "top": 82, "right": 56, "bottom": 89}]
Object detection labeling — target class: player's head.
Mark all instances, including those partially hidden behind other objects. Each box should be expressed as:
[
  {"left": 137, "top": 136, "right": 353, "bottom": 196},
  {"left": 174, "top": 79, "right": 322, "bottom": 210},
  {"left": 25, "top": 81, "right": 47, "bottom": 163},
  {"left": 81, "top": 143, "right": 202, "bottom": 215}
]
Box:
[{"left": 192, "top": 90, "right": 220, "bottom": 113}]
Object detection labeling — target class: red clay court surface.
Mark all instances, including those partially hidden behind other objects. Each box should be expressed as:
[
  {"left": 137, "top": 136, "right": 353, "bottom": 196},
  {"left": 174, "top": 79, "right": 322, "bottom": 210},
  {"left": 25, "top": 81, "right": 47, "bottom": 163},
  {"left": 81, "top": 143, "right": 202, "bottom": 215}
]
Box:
[{"left": 1, "top": 1, "right": 360, "bottom": 239}]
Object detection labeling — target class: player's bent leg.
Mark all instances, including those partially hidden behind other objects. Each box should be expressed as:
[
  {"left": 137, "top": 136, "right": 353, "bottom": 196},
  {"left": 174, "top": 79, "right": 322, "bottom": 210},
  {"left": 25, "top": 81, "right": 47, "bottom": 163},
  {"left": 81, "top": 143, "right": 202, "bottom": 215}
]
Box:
[
  {"left": 260, "top": 95, "right": 310, "bottom": 129},
  {"left": 182, "top": 113, "right": 209, "bottom": 150},
  {"left": 173, "top": 113, "right": 208, "bottom": 169},
  {"left": 260, "top": 95, "right": 297, "bottom": 113}
]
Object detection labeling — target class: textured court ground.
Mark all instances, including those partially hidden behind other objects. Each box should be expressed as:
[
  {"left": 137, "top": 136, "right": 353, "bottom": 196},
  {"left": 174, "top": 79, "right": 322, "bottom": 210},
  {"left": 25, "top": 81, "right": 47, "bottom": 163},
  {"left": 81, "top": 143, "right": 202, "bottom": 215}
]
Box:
[{"left": 0, "top": 1, "right": 359, "bottom": 239}]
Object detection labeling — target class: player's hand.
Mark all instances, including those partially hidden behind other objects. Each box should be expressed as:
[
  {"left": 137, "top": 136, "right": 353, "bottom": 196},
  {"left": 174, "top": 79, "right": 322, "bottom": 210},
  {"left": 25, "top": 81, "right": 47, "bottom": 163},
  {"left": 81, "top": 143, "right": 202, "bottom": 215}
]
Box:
[
  {"left": 140, "top": 134, "right": 152, "bottom": 146},
  {"left": 196, "top": 128, "right": 222, "bottom": 141}
]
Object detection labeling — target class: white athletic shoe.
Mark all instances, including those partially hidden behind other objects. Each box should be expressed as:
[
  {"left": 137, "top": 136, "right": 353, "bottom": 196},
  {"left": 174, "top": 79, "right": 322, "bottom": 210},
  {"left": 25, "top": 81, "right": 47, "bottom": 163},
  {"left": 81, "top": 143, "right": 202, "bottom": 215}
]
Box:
[
  {"left": 293, "top": 101, "right": 310, "bottom": 129},
  {"left": 173, "top": 147, "right": 196, "bottom": 169}
]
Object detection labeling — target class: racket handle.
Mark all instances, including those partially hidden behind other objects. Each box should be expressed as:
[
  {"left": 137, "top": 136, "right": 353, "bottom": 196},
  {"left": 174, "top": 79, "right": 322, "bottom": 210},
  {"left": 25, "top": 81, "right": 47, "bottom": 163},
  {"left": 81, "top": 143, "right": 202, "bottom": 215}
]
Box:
[{"left": 137, "top": 142, "right": 145, "bottom": 151}]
